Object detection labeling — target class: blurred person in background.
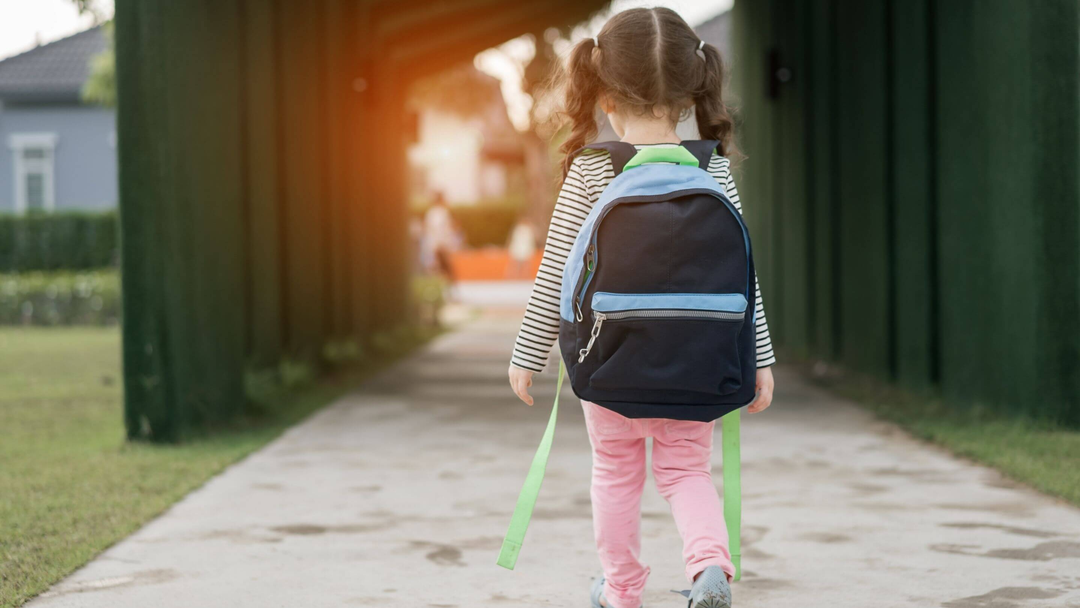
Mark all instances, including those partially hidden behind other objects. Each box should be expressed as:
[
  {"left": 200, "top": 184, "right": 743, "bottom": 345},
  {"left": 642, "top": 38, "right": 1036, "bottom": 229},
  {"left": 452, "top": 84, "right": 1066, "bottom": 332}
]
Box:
[
  {"left": 422, "top": 192, "right": 460, "bottom": 299},
  {"left": 409, "top": 212, "right": 426, "bottom": 274},
  {"left": 506, "top": 219, "right": 537, "bottom": 280}
]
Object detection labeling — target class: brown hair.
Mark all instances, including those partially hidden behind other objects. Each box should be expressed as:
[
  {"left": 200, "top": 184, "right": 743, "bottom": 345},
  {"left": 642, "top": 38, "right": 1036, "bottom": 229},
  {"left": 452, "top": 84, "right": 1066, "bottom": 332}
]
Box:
[{"left": 558, "top": 7, "right": 740, "bottom": 178}]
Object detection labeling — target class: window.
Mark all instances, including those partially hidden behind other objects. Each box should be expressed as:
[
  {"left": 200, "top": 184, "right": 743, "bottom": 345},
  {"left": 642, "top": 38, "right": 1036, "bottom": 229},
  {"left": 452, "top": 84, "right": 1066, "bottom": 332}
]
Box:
[
  {"left": 22, "top": 147, "right": 50, "bottom": 211},
  {"left": 9, "top": 133, "right": 58, "bottom": 213}
]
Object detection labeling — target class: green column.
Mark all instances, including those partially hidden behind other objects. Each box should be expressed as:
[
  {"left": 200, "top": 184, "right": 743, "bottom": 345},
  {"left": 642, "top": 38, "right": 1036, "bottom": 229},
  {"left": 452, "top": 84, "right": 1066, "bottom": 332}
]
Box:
[
  {"left": 116, "top": 0, "right": 246, "bottom": 441},
  {"left": 889, "top": 0, "right": 936, "bottom": 387},
  {"left": 243, "top": 0, "right": 285, "bottom": 370},
  {"left": 935, "top": 0, "right": 1080, "bottom": 421},
  {"left": 278, "top": 0, "right": 329, "bottom": 360},
  {"left": 834, "top": 0, "right": 891, "bottom": 375}
]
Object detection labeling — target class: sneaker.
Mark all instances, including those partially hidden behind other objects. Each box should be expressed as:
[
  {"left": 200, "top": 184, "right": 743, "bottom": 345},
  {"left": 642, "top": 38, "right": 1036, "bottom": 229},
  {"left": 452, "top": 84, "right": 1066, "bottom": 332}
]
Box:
[
  {"left": 685, "top": 566, "right": 732, "bottom": 608},
  {"left": 591, "top": 576, "right": 643, "bottom": 608}
]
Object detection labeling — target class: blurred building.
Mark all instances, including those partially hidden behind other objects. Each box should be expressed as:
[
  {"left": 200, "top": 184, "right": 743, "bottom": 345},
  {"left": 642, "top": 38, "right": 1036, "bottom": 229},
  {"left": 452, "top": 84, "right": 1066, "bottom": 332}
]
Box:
[
  {"left": 0, "top": 26, "right": 116, "bottom": 213},
  {"left": 408, "top": 66, "right": 525, "bottom": 205}
]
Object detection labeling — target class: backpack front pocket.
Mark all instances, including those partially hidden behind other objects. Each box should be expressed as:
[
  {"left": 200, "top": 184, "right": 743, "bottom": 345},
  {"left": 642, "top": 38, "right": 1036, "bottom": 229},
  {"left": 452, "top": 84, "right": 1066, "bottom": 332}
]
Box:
[{"left": 581, "top": 292, "right": 747, "bottom": 397}]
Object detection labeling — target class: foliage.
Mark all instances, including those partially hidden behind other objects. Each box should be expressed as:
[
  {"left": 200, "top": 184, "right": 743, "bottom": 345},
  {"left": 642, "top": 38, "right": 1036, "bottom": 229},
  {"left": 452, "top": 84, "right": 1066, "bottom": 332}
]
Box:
[
  {"left": 0, "top": 325, "right": 437, "bottom": 608},
  {"left": 0, "top": 211, "right": 117, "bottom": 272},
  {"left": 81, "top": 21, "right": 116, "bottom": 108},
  {"left": 409, "top": 63, "right": 504, "bottom": 119},
  {"left": 70, "top": 0, "right": 107, "bottom": 21},
  {"left": 0, "top": 271, "right": 119, "bottom": 326},
  {"left": 412, "top": 275, "right": 446, "bottom": 327},
  {"left": 446, "top": 201, "right": 526, "bottom": 248}
]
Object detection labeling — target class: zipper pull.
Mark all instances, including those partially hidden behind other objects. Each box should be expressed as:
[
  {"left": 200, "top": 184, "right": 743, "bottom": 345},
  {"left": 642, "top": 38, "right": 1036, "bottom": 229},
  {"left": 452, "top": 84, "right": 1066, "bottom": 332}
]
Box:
[
  {"left": 578, "top": 313, "right": 606, "bottom": 362},
  {"left": 575, "top": 246, "right": 595, "bottom": 322}
]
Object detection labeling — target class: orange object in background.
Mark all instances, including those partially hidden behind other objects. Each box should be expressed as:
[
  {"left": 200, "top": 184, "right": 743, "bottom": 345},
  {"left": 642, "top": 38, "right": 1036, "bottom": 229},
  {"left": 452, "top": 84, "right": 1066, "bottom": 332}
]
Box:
[{"left": 449, "top": 248, "right": 543, "bottom": 281}]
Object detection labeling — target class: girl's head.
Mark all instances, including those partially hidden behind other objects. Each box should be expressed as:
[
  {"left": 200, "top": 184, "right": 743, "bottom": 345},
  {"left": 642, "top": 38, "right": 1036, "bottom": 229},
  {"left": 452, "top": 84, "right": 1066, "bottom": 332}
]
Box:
[{"left": 559, "top": 7, "right": 738, "bottom": 176}]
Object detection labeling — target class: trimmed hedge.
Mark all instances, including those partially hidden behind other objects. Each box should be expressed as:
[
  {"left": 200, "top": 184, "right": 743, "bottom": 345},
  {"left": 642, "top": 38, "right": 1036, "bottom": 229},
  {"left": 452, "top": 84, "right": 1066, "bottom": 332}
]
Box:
[
  {"left": 0, "top": 270, "right": 120, "bottom": 326},
  {"left": 0, "top": 211, "right": 118, "bottom": 271},
  {"left": 448, "top": 205, "right": 522, "bottom": 248}
]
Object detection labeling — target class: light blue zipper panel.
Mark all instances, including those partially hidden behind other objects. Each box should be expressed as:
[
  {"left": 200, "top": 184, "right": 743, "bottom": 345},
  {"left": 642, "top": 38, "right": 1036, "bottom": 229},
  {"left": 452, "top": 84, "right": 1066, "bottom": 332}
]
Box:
[
  {"left": 558, "top": 164, "right": 745, "bottom": 322},
  {"left": 591, "top": 292, "right": 747, "bottom": 314}
]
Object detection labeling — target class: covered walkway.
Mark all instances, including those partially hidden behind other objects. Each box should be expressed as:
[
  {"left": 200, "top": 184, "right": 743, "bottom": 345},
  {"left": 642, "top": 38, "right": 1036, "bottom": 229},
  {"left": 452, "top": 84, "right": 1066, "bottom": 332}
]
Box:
[{"left": 27, "top": 295, "right": 1080, "bottom": 607}]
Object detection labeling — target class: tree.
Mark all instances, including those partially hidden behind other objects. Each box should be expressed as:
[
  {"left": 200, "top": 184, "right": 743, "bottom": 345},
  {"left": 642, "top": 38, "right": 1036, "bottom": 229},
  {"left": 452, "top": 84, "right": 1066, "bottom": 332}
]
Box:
[
  {"left": 71, "top": 0, "right": 106, "bottom": 22},
  {"left": 67, "top": 0, "right": 114, "bottom": 108},
  {"left": 513, "top": 29, "right": 567, "bottom": 227},
  {"left": 81, "top": 21, "right": 115, "bottom": 108},
  {"left": 410, "top": 64, "right": 504, "bottom": 119}
]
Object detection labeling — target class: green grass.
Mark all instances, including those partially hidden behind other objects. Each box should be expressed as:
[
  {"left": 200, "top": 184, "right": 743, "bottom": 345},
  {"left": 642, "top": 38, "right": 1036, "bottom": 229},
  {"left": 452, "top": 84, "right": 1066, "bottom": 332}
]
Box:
[
  {"left": 808, "top": 365, "right": 1080, "bottom": 507},
  {"left": 0, "top": 326, "right": 436, "bottom": 608}
]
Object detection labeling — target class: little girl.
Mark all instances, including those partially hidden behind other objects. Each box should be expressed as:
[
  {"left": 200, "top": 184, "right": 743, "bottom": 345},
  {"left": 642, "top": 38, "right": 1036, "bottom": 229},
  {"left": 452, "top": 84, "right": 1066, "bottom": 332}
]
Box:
[{"left": 507, "top": 8, "right": 775, "bottom": 608}]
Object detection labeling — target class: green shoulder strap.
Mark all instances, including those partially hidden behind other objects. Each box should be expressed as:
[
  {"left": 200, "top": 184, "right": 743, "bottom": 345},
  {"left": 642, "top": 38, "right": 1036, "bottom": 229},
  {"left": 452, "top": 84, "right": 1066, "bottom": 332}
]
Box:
[
  {"left": 722, "top": 409, "right": 742, "bottom": 581},
  {"left": 496, "top": 359, "right": 565, "bottom": 570}
]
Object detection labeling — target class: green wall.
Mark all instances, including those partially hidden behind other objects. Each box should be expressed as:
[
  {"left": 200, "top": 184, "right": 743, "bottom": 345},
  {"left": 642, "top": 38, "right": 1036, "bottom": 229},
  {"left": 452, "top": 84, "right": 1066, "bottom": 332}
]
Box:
[
  {"left": 115, "top": 0, "right": 413, "bottom": 441},
  {"left": 732, "top": 0, "right": 1080, "bottom": 423}
]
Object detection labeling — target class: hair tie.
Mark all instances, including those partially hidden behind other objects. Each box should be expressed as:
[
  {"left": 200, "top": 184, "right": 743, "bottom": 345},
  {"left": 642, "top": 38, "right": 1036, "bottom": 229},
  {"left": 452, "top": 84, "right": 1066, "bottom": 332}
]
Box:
[
  {"left": 592, "top": 35, "right": 600, "bottom": 48},
  {"left": 698, "top": 40, "right": 705, "bottom": 51}
]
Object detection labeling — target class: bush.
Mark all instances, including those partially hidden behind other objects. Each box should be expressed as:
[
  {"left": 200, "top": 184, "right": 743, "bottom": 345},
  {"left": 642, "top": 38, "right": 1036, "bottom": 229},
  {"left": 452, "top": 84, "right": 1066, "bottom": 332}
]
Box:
[
  {"left": 412, "top": 275, "right": 445, "bottom": 327},
  {"left": 0, "top": 211, "right": 118, "bottom": 272},
  {"left": 448, "top": 204, "right": 523, "bottom": 248},
  {"left": 0, "top": 270, "right": 120, "bottom": 326}
]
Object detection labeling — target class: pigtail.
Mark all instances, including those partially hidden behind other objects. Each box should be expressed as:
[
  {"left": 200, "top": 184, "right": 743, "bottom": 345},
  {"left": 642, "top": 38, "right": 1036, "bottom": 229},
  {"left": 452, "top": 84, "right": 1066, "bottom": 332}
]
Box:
[
  {"left": 559, "top": 37, "right": 602, "bottom": 179},
  {"left": 694, "top": 42, "right": 741, "bottom": 162}
]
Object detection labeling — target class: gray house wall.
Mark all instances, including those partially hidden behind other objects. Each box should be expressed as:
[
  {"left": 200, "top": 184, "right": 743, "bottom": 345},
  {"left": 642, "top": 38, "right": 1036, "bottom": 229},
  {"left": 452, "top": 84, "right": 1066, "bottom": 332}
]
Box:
[{"left": 0, "top": 103, "right": 117, "bottom": 212}]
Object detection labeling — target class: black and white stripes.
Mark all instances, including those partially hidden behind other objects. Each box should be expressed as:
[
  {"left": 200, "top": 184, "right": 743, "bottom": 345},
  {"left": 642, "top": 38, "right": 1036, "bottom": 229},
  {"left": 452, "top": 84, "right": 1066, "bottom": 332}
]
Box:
[{"left": 510, "top": 145, "right": 776, "bottom": 373}]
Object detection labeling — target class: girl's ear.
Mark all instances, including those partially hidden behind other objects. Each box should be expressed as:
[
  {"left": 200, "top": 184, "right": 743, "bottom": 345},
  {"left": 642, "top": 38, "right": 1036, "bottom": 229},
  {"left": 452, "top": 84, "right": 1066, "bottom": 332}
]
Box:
[{"left": 598, "top": 92, "right": 616, "bottom": 115}]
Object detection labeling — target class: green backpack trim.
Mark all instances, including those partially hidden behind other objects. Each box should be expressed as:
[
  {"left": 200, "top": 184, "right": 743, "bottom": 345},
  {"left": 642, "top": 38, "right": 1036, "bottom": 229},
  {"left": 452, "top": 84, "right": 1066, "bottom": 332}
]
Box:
[{"left": 623, "top": 145, "right": 701, "bottom": 170}]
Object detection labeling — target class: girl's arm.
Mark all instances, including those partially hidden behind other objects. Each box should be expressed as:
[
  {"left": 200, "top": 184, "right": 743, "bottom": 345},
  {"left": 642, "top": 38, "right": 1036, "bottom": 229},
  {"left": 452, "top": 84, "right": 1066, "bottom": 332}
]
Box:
[
  {"left": 509, "top": 155, "right": 600, "bottom": 376},
  {"left": 709, "top": 156, "right": 776, "bottom": 368},
  {"left": 710, "top": 156, "right": 776, "bottom": 412}
]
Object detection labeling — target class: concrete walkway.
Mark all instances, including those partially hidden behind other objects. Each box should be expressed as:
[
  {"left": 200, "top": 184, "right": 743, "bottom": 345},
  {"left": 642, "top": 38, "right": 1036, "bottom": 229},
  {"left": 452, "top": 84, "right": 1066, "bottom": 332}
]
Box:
[{"left": 29, "top": 296, "right": 1080, "bottom": 607}]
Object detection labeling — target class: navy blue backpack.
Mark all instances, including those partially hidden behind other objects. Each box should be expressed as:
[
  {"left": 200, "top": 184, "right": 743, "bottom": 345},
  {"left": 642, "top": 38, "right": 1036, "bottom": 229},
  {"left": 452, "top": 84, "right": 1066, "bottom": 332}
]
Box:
[{"left": 559, "top": 140, "right": 757, "bottom": 422}]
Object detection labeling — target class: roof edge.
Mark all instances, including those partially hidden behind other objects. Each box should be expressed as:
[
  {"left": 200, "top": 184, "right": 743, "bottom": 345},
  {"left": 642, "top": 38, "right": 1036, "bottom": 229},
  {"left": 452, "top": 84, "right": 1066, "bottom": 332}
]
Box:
[{"left": 0, "top": 24, "right": 105, "bottom": 65}]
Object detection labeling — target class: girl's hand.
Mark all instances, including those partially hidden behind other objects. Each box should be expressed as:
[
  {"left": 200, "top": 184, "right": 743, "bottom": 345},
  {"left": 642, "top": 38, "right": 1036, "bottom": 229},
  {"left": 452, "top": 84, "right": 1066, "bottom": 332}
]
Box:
[
  {"left": 508, "top": 365, "right": 535, "bottom": 406},
  {"left": 748, "top": 367, "right": 774, "bottom": 413}
]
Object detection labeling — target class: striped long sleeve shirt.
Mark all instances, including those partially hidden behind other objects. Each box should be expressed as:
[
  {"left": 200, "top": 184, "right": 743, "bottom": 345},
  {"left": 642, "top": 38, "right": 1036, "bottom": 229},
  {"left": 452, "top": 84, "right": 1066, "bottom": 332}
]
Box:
[{"left": 510, "top": 144, "right": 776, "bottom": 373}]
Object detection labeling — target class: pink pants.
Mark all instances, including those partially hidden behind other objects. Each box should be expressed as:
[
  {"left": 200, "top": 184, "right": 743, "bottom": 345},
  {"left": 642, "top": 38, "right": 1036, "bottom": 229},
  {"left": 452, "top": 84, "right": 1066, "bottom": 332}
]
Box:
[{"left": 582, "top": 400, "right": 734, "bottom": 608}]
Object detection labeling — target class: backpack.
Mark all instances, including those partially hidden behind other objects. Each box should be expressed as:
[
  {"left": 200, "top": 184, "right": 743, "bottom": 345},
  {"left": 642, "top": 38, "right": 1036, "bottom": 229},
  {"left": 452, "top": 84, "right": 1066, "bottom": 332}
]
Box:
[{"left": 558, "top": 140, "right": 758, "bottom": 422}]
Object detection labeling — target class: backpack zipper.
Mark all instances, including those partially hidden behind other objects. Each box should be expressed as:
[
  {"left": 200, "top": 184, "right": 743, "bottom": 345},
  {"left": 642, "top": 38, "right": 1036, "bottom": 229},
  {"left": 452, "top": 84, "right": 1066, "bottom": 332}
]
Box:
[
  {"left": 575, "top": 245, "right": 595, "bottom": 321},
  {"left": 577, "top": 309, "right": 744, "bottom": 362},
  {"left": 601, "top": 309, "right": 745, "bottom": 321}
]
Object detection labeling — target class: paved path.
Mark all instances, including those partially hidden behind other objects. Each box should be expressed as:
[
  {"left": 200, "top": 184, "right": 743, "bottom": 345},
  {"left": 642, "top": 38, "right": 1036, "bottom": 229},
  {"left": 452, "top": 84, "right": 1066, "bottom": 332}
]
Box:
[{"left": 28, "top": 298, "right": 1080, "bottom": 608}]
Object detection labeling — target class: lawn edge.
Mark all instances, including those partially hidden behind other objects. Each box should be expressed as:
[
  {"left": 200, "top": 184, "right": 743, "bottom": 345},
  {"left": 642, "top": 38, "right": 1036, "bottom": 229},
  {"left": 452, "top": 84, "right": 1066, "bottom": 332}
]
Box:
[
  {"left": 7, "top": 327, "right": 442, "bottom": 608},
  {"left": 787, "top": 357, "right": 1079, "bottom": 509}
]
